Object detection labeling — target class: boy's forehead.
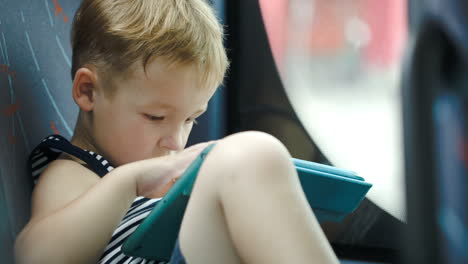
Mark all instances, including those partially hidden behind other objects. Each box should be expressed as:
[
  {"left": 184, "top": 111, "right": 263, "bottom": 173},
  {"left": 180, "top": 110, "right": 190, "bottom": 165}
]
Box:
[
  {"left": 136, "top": 58, "right": 207, "bottom": 89},
  {"left": 114, "top": 58, "right": 216, "bottom": 108},
  {"left": 136, "top": 77, "right": 212, "bottom": 109},
  {"left": 137, "top": 93, "right": 209, "bottom": 117},
  {"left": 142, "top": 99, "right": 208, "bottom": 114}
]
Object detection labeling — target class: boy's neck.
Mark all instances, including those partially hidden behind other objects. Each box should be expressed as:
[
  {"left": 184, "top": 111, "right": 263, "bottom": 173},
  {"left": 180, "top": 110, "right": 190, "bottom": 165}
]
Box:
[
  {"left": 70, "top": 112, "right": 99, "bottom": 153},
  {"left": 71, "top": 131, "right": 97, "bottom": 153}
]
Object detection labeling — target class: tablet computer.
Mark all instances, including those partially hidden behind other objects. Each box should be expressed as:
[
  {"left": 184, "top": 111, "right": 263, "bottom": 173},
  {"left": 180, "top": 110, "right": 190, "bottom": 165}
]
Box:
[
  {"left": 122, "top": 147, "right": 372, "bottom": 261},
  {"left": 292, "top": 158, "right": 372, "bottom": 222},
  {"left": 122, "top": 143, "right": 216, "bottom": 261}
]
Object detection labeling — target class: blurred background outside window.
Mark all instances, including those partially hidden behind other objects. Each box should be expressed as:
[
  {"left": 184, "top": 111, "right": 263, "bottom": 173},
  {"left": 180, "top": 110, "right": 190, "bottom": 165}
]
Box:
[{"left": 259, "top": 0, "right": 408, "bottom": 221}]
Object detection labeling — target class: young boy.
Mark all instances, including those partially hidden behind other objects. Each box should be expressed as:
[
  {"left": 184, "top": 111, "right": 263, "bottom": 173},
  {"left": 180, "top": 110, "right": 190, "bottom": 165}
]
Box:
[{"left": 14, "top": 0, "right": 339, "bottom": 263}]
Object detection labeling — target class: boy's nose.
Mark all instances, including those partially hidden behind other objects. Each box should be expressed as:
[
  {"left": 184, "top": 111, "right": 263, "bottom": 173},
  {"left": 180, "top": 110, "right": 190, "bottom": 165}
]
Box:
[{"left": 160, "top": 131, "right": 184, "bottom": 152}]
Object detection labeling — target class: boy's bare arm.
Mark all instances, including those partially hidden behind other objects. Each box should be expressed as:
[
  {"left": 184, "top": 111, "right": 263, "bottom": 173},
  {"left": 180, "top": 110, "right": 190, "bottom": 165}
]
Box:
[
  {"left": 15, "top": 160, "right": 140, "bottom": 264},
  {"left": 14, "top": 141, "right": 211, "bottom": 264}
]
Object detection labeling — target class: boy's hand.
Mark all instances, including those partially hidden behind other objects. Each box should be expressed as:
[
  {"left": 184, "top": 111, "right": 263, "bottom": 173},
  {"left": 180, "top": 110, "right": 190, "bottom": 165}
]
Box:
[{"left": 135, "top": 141, "right": 216, "bottom": 198}]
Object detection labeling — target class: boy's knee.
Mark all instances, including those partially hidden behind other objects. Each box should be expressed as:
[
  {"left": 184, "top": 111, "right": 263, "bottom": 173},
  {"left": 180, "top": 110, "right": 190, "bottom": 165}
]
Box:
[
  {"left": 213, "top": 131, "right": 293, "bottom": 180},
  {"left": 221, "top": 131, "right": 289, "bottom": 160}
]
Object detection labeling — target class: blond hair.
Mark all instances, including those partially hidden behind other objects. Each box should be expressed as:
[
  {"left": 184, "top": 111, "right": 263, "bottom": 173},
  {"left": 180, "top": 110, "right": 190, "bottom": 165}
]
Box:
[{"left": 71, "top": 0, "right": 229, "bottom": 96}]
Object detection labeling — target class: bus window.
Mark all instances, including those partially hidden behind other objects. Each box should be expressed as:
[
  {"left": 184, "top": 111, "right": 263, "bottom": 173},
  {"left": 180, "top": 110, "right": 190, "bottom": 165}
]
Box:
[{"left": 259, "top": 0, "right": 408, "bottom": 222}]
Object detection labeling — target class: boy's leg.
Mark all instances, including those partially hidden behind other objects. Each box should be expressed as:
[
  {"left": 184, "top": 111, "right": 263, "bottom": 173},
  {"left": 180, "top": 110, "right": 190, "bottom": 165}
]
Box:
[{"left": 178, "top": 131, "right": 339, "bottom": 264}]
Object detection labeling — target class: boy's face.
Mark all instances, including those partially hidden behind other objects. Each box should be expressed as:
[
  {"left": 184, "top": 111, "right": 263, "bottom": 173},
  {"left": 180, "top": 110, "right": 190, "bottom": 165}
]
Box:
[{"left": 89, "top": 59, "right": 215, "bottom": 166}]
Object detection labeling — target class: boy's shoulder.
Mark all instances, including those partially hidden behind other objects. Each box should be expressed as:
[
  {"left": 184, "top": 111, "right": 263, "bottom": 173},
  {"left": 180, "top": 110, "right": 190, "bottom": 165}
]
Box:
[{"left": 30, "top": 158, "right": 100, "bottom": 222}]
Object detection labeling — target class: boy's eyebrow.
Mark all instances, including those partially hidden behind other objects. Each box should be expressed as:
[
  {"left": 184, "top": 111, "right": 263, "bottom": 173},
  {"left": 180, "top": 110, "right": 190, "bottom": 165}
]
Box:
[
  {"left": 148, "top": 101, "right": 175, "bottom": 110},
  {"left": 146, "top": 101, "right": 207, "bottom": 115}
]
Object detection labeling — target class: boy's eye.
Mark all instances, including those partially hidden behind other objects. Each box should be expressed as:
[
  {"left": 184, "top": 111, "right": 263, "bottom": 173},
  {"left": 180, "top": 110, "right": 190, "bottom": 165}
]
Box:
[
  {"left": 186, "top": 118, "right": 198, "bottom": 125},
  {"left": 144, "top": 114, "right": 197, "bottom": 124},
  {"left": 144, "top": 114, "right": 164, "bottom": 121}
]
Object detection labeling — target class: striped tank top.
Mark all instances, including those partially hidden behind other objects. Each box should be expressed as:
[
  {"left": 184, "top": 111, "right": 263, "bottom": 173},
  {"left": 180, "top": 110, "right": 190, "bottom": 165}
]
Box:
[{"left": 29, "top": 134, "right": 171, "bottom": 264}]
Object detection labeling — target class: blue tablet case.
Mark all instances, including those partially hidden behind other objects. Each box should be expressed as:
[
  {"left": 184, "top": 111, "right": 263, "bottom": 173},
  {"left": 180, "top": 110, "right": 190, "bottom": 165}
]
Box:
[
  {"left": 122, "top": 147, "right": 372, "bottom": 260},
  {"left": 292, "top": 158, "right": 372, "bottom": 222}
]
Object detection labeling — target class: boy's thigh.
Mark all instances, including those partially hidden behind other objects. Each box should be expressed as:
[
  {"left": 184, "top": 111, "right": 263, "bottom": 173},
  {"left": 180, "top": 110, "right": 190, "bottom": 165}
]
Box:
[
  {"left": 179, "top": 131, "right": 291, "bottom": 263},
  {"left": 178, "top": 142, "right": 241, "bottom": 264}
]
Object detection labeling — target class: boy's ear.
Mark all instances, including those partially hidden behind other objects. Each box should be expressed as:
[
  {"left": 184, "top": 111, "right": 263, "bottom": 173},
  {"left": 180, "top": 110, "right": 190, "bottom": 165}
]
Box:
[{"left": 72, "top": 67, "right": 99, "bottom": 112}]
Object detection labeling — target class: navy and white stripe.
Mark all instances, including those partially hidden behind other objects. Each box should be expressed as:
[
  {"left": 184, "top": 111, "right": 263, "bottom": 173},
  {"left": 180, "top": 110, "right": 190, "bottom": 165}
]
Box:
[
  {"left": 29, "top": 135, "right": 168, "bottom": 264},
  {"left": 83, "top": 149, "right": 115, "bottom": 173}
]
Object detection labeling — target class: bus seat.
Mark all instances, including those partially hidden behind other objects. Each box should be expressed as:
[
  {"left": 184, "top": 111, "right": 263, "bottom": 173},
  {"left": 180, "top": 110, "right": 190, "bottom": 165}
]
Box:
[{"left": 0, "top": 1, "right": 81, "bottom": 262}]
